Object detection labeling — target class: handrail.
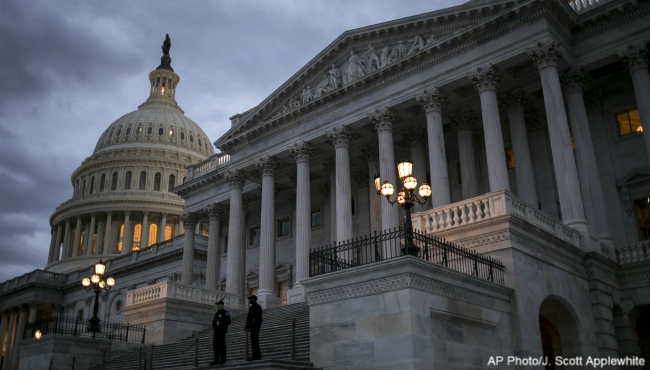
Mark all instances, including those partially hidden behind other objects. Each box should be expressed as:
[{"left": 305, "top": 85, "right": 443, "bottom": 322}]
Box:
[{"left": 25, "top": 316, "right": 145, "bottom": 343}]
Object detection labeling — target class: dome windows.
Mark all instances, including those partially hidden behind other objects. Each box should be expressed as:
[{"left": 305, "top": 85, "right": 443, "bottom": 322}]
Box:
[
  {"left": 117, "top": 128, "right": 122, "bottom": 137},
  {"left": 126, "top": 127, "right": 132, "bottom": 136},
  {"left": 124, "top": 171, "right": 132, "bottom": 190},
  {"left": 89, "top": 177, "right": 95, "bottom": 195},
  {"left": 168, "top": 174, "right": 176, "bottom": 191},
  {"left": 169, "top": 128, "right": 174, "bottom": 138},
  {"left": 180, "top": 132, "right": 185, "bottom": 140},
  {"left": 111, "top": 172, "right": 118, "bottom": 191},
  {"left": 190, "top": 135, "right": 194, "bottom": 143},
  {"left": 100, "top": 174, "right": 106, "bottom": 192},
  {"left": 154, "top": 172, "right": 161, "bottom": 191},
  {"left": 158, "top": 127, "right": 164, "bottom": 136},
  {"left": 198, "top": 138, "right": 202, "bottom": 147},
  {"left": 147, "top": 126, "right": 153, "bottom": 135},
  {"left": 138, "top": 171, "right": 147, "bottom": 190},
  {"left": 137, "top": 126, "right": 143, "bottom": 135},
  {"left": 109, "top": 130, "right": 114, "bottom": 139}
]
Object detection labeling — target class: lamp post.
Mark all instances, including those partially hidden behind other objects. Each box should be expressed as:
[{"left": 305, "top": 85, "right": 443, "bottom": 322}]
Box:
[
  {"left": 375, "top": 157, "right": 432, "bottom": 256},
  {"left": 81, "top": 260, "right": 115, "bottom": 336}
]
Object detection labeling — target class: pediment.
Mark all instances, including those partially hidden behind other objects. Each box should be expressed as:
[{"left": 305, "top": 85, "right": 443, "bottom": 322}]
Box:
[{"left": 214, "top": 0, "right": 548, "bottom": 152}]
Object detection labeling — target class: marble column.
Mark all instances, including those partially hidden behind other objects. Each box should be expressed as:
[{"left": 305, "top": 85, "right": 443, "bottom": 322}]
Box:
[
  {"left": 62, "top": 219, "right": 72, "bottom": 259},
  {"left": 205, "top": 204, "right": 225, "bottom": 290},
  {"left": 451, "top": 109, "right": 479, "bottom": 199},
  {"left": 159, "top": 213, "right": 168, "bottom": 241},
  {"left": 618, "top": 43, "right": 650, "bottom": 163},
  {"left": 122, "top": 210, "right": 132, "bottom": 254},
  {"left": 72, "top": 216, "right": 82, "bottom": 257},
  {"left": 404, "top": 127, "right": 429, "bottom": 212},
  {"left": 180, "top": 212, "right": 198, "bottom": 286},
  {"left": 85, "top": 213, "right": 96, "bottom": 255},
  {"left": 10, "top": 305, "right": 28, "bottom": 369},
  {"left": 290, "top": 141, "right": 313, "bottom": 291},
  {"left": 361, "top": 143, "right": 382, "bottom": 236},
  {"left": 527, "top": 113, "right": 561, "bottom": 217},
  {"left": 2, "top": 308, "right": 18, "bottom": 370},
  {"left": 53, "top": 224, "right": 63, "bottom": 262},
  {"left": 323, "top": 159, "right": 337, "bottom": 244},
  {"left": 327, "top": 126, "right": 353, "bottom": 243},
  {"left": 256, "top": 156, "right": 280, "bottom": 308},
  {"left": 416, "top": 87, "right": 451, "bottom": 208},
  {"left": 528, "top": 41, "right": 588, "bottom": 231},
  {"left": 48, "top": 228, "right": 56, "bottom": 264},
  {"left": 141, "top": 211, "right": 150, "bottom": 249},
  {"left": 103, "top": 212, "right": 113, "bottom": 255},
  {"left": 0, "top": 310, "right": 9, "bottom": 361},
  {"left": 27, "top": 303, "right": 37, "bottom": 325},
  {"left": 502, "top": 91, "right": 539, "bottom": 206},
  {"left": 562, "top": 67, "right": 612, "bottom": 243},
  {"left": 369, "top": 108, "right": 400, "bottom": 232},
  {"left": 225, "top": 170, "right": 246, "bottom": 305},
  {"left": 469, "top": 64, "right": 510, "bottom": 191},
  {"left": 176, "top": 217, "right": 182, "bottom": 236}
]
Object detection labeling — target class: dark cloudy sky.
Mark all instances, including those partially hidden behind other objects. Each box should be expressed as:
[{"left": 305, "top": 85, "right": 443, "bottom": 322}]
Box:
[{"left": 0, "top": 0, "right": 465, "bottom": 282}]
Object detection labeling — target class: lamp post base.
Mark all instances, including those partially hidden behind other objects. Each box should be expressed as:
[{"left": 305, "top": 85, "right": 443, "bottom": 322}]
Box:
[
  {"left": 87, "top": 316, "right": 102, "bottom": 334},
  {"left": 401, "top": 243, "right": 420, "bottom": 256}
]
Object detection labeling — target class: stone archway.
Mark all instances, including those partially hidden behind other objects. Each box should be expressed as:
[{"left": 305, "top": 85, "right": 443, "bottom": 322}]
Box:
[{"left": 539, "top": 296, "right": 583, "bottom": 369}]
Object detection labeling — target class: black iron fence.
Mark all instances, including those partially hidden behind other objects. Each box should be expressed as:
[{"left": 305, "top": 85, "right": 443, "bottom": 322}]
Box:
[
  {"left": 309, "top": 227, "right": 505, "bottom": 285},
  {"left": 24, "top": 316, "right": 145, "bottom": 343}
]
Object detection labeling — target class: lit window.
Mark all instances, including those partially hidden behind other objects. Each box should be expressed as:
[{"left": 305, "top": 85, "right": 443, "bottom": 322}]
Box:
[
  {"left": 311, "top": 209, "right": 321, "bottom": 227},
  {"left": 617, "top": 108, "right": 642, "bottom": 136},
  {"left": 250, "top": 228, "right": 261, "bottom": 246},
  {"left": 132, "top": 223, "right": 142, "bottom": 251},
  {"left": 116, "top": 223, "right": 124, "bottom": 252},
  {"left": 154, "top": 173, "right": 161, "bottom": 191},
  {"left": 505, "top": 148, "right": 515, "bottom": 169},
  {"left": 137, "top": 126, "right": 142, "bottom": 135},
  {"left": 138, "top": 171, "right": 147, "bottom": 190},
  {"left": 124, "top": 171, "right": 132, "bottom": 190},
  {"left": 164, "top": 225, "right": 173, "bottom": 240},
  {"left": 635, "top": 197, "right": 650, "bottom": 240},
  {"left": 168, "top": 174, "right": 176, "bottom": 191},
  {"left": 279, "top": 281, "right": 289, "bottom": 306},
  {"left": 148, "top": 224, "right": 157, "bottom": 246},
  {"left": 79, "top": 231, "right": 85, "bottom": 255},
  {"left": 278, "top": 218, "right": 291, "bottom": 237},
  {"left": 169, "top": 128, "right": 174, "bottom": 138}
]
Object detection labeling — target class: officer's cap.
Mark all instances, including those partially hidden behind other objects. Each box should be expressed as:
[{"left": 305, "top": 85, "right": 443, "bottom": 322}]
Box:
[
  {"left": 215, "top": 300, "right": 224, "bottom": 305},
  {"left": 247, "top": 295, "right": 257, "bottom": 301}
]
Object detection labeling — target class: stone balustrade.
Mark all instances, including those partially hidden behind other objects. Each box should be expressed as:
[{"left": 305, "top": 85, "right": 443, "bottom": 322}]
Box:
[
  {"left": 125, "top": 280, "right": 239, "bottom": 308},
  {"left": 568, "top": 0, "right": 608, "bottom": 12},
  {"left": 107, "top": 234, "right": 207, "bottom": 269},
  {"left": 0, "top": 269, "right": 66, "bottom": 293},
  {"left": 412, "top": 190, "right": 581, "bottom": 249},
  {"left": 616, "top": 241, "right": 650, "bottom": 265},
  {"left": 186, "top": 153, "right": 231, "bottom": 181}
]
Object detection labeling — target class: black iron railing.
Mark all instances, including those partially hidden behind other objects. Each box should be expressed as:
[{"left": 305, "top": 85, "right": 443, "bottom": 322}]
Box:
[
  {"left": 24, "top": 316, "right": 145, "bottom": 343},
  {"left": 309, "top": 227, "right": 505, "bottom": 285}
]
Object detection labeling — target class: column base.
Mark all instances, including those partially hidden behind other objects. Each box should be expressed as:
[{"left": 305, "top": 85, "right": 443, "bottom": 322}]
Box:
[
  {"left": 287, "top": 285, "right": 306, "bottom": 304},
  {"left": 257, "top": 293, "right": 282, "bottom": 309}
]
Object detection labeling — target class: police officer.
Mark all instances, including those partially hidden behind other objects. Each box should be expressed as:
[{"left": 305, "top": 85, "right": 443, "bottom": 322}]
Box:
[
  {"left": 244, "top": 295, "right": 263, "bottom": 361},
  {"left": 209, "top": 300, "right": 231, "bottom": 366}
]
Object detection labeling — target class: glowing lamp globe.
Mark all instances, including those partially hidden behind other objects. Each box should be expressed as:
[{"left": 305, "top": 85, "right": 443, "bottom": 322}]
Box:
[
  {"left": 98, "top": 280, "right": 106, "bottom": 289},
  {"left": 418, "top": 183, "right": 432, "bottom": 199},
  {"left": 35, "top": 329, "right": 42, "bottom": 340},
  {"left": 106, "top": 277, "right": 116, "bottom": 287},
  {"left": 381, "top": 181, "right": 394, "bottom": 197},
  {"left": 397, "top": 158, "right": 413, "bottom": 180},
  {"left": 82, "top": 277, "right": 91, "bottom": 287},
  {"left": 94, "top": 260, "right": 106, "bottom": 276},
  {"left": 91, "top": 274, "right": 100, "bottom": 284},
  {"left": 403, "top": 176, "right": 417, "bottom": 190}
]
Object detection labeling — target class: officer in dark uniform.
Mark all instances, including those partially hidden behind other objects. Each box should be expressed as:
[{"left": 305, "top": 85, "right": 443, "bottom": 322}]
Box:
[
  {"left": 209, "top": 300, "right": 231, "bottom": 366},
  {"left": 244, "top": 295, "right": 263, "bottom": 361}
]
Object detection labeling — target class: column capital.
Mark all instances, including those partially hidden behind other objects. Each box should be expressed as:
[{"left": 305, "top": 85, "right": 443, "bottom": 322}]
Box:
[
  {"left": 161, "top": 212, "right": 168, "bottom": 218},
  {"left": 28, "top": 300, "right": 39, "bottom": 308},
  {"left": 561, "top": 67, "right": 589, "bottom": 94},
  {"left": 257, "top": 155, "right": 279, "bottom": 176},
  {"left": 225, "top": 169, "right": 246, "bottom": 189},
  {"left": 500, "top": 90, "right": 528, "bottom": 113},
  {"left": 416, "top": 86, "right": 446, "bottom": 112},
  {"left": 142, "top": 211, "right": 150, "bottom": 217},
  {"left": 180, "top": 213, "right": 198, "bottom": 229},
  {"left": 205, "top": 203, "right": 226, "bottom": 220},
  {"left": 326, "top": 125, "right": 352, "bottom": 148},
  {"left": 106, "top": 211, "right": 112, "bottom": 217},
  {"left": 322, "top": 158, "right": 335, "bottom": 176},
  {"left": 289, "top": 141, "right": 313, "bottom": 163},
  {"left": 618, "top": 43, "right": 649, "bottom": 72},
  {"left": 360, "top": 142, "right": 379, "bottom": 163},
  {"left": 404, "top": 127, "right": 428, "bottom": 148},
  {"left": 584, "top": 88, "right": 604, "bottom": 113},
  {"left": 369, "top": 107, "right": 397, "bottom": 132},
  {"left": 468, "top": 64, "right": 500, "bottom": 92},
  {"left": 528, "top": 41, "right": 562, "bottom": 71},
  {"left": 124, "top": 210, "right": 131, "bottom": 217},
  {"left": 20, "top": 303, "right": 29, "bottom": 312},
  {"left": 450, "top": 108, "right": 477, "bottom": 133}
]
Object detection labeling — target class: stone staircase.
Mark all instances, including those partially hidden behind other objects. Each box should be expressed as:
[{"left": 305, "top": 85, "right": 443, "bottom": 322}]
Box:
[{"left": 90, "top": 302, "right": 318, "bottom": 370}]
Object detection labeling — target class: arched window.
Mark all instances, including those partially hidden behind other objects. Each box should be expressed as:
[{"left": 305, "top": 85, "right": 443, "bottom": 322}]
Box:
[
  {"left": 139, "top": 171, "right": 147, "bottom": 190},
  {"left": 116, "top": 128, "right": 122, "bottom": 137},
  {"left": 124, "top": 171, "right": 132, "bottom": 190},
  {"left": 154, "top": 173, "right": 161, "bottom": 191},
  {"left": 190, "top": 134, "right": 194, "bottom": 143},
  {"left": 109, "top": 130, "right": 114, "bottom": 139},
  {"left": 132, "top": 223, "right": 142, "bottom": 251},
  {"left": 137, "top": 126, "right": 142, "bottom": 135},
  {"left": 180, "top": 132, "right": 185, "bottom": 140},
  {"left": 183, "top": 177, "right": 186, "bottom": 183},
  {"left": 158, "top": 127, "right": 164, "bottom": 136},
  {"left": 116, "top": 223, "right": 124, "bottom": 252},
  {"left": 111, "top": 172, "right": 118, "bottom": 191},
  {"left": 198, "top": 138, "right": 202, "bottom": 147},
  {"left": 148, "top": 224, "right": 158, "bottom": 246},
  {"left": 89, "top": 177, "right": 95, "bottom": 194},
  {"left": 82, "top": 179, "right": 87, "bottom": 195},
  {"left": 126, "top": 127, "right": 132, "bottom": 136},
  {"left": 100, "top": 174, "right": 106, "bottom": 192},
  {"left": 164, "top": 225, "right": 173, "bottom": 240},
  {"left": 147, "top": 126, "right": 153, "bottom": 135},
  {"left": 168, "top": 174, "right": 176, "bottom": 192},
  {"left": 169, "top": 128, "right": 174, "bottom": 138}
]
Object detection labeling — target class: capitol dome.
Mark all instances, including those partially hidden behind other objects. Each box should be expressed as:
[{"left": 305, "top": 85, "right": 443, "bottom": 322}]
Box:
[{"left": 45, "top": 42, "right": 213, "bottom": 273}]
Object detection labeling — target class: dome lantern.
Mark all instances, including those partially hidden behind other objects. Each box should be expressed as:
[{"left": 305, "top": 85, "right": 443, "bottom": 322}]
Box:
[{"left": 148, "top": 34, "right": 180, "bottom": 100}]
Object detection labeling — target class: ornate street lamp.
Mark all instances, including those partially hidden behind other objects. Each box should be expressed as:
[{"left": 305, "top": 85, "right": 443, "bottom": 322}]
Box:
[
  {"left": 81, "top": 260, "right": 115, "bottom": 336},
  {"left": 375, "top": 157, "right": 431, "bottom": 256}
]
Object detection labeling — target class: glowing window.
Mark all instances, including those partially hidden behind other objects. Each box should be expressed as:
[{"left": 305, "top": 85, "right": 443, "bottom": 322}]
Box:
[
  {"left": 169, "top": 128, "right": 174, "bottom": 138},
  {"left": 154, "top": 173, "right": 161, "bottom": 191},
  {"left": 111, "top": 172, "right": 118, "bottom": 191},
  {"left": 132, "top": 223, "right": 142, "bottom": 251},
  {"left": 116, "top": 223, "right": 124, "bottom": 252},
  {"left": 92, "top": 233, "right": 97, "bottom": 253},
  {"left": 124, "top": 171, "right": 132, "bottom": 190},
  {"left": 505, "top": 148, "right": 515, "bottom": 169},
  {"left": 164, "top": 225, "right": 173, "bottom": 240},
  {"left": 168, "top": 174, "right": 176, "bottom": 191},
  {"left": 617, "top": 108, "right": 642, "bottom": 136},
  {"left": 148, "top": 224, "right": 157, "bottom": 246},
  {"left": 79, "top": 231, "right": 85, "bottom": 255},
  {"left": 138, "top": 171, "right": 147, "bottom": 190},
  {"left": 137, "top": 126, "right": 142, "bottom": 135}
]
